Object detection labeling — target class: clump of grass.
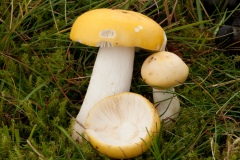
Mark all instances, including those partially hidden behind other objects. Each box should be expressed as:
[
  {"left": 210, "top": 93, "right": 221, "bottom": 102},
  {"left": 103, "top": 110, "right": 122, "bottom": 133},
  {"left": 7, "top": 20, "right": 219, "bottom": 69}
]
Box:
[{"left": 0, "top": 0, "right": 240, "bottom": 159}]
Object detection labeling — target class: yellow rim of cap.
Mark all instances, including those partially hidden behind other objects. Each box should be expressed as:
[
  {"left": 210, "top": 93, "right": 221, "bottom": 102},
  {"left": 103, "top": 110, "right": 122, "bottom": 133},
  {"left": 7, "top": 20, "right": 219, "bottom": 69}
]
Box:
[
  {"left": 70, "top": 8, "right": 166, "bottom": 51},
  {"left": 85, "top": 92, "right": 160, "bottom": 159}
]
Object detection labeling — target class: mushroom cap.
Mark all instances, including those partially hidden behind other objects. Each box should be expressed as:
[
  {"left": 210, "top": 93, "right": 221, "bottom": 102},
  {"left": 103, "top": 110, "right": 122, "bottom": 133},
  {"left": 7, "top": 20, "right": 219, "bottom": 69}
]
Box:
[
  {"left": 141, "top": 51, "right": 189, "bottom": 89},
  {"left": 85, "top": 92, "right": 160, "bottom": 159},
  {"left": 70, "top": 8, "right": 166, "bottom": 50}
]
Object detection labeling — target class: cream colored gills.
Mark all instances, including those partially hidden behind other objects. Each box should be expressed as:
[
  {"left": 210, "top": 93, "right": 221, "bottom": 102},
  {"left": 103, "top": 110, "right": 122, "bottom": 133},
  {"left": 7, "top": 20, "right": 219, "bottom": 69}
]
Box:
[
  {"left": 69, "top": 8, "right": 167, "bottom": 142},
  {"left": 85, "top": 92, "right": 160, "bottom": 159}
]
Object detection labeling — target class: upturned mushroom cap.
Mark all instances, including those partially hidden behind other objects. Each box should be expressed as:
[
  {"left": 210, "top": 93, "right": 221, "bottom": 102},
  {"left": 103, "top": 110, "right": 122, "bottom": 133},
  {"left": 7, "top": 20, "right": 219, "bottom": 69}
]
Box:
[
  {"left": 141, "top": 51, "right": 189, "bottom": 89},
  {"left": 70, "top": 8, "right": 166, "bottom": 50},
  {"left": 85, "top": 92, "right": 160, "bottom": 159}
]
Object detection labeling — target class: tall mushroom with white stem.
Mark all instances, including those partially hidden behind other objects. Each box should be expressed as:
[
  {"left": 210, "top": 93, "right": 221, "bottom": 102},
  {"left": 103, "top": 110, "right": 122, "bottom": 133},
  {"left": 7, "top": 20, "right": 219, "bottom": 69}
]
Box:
[
  {"left": 141, "top": 51, "right": 189, "bottom": 126},
  {"left": 70, "top": 8, "right": 167, "bottom": 142}
]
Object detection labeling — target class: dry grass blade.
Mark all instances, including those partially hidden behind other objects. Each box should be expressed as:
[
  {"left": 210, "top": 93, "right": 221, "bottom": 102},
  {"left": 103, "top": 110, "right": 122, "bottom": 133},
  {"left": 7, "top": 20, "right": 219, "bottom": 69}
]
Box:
[{"left": 27, "top": 140, "right": 46, "bottom": 159}]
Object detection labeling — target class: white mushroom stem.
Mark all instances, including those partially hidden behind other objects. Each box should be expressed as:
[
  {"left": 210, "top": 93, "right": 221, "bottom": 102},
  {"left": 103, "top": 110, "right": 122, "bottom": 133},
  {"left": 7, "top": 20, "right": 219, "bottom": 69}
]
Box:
[
  {"left": 153, "top": 88, "right": 180, "bottom": 126},
  {"left": 72, "top": 46, "right": 135, "bottom": 142}
]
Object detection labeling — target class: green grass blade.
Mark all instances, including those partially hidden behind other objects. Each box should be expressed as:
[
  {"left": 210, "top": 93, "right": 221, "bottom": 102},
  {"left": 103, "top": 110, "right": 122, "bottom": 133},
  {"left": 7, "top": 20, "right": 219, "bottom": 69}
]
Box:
[{"left": 56, "top": 125, "right": 85, "bottom": 159}]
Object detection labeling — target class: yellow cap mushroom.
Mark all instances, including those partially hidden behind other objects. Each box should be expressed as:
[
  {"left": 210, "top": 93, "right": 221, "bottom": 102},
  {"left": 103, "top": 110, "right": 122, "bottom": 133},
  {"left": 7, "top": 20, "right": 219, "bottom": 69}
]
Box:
[
  {"left": 70, "top": 8, "right": 166, "bottom": 50},
  {"left": 85, "top": 92, "right": 160, "bottom": 159}
]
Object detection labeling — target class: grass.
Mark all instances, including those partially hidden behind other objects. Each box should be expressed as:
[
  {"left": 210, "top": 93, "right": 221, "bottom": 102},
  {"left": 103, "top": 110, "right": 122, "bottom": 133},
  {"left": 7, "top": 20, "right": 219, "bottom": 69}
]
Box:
[{"left": 0, "top": 0, "right": 240, "bottom": 159}]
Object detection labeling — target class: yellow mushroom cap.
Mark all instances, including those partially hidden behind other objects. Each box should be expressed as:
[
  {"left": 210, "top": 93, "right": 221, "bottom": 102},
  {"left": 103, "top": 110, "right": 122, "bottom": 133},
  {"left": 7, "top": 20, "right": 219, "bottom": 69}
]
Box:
[
  {"left": 70, "top": 8, "right": 166, "bottom": 51},
  {"left": 141, "top": 51, "right": 189, "bottom": 89},
  {"left": 85, "top": 92, "right": 160, "bottom": 159}
]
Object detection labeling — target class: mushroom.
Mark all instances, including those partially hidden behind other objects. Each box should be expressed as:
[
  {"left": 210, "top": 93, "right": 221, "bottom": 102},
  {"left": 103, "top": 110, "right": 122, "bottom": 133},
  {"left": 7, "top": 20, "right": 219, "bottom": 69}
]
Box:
[
  {"left": 141, "top": 51, "right": 189, "bottom": 125},
  {"left": 85, "top": 92, "right": 160, "bottom": 159},
  {"left": 70, "top": 8, "right": 166, "bottom": 141}
]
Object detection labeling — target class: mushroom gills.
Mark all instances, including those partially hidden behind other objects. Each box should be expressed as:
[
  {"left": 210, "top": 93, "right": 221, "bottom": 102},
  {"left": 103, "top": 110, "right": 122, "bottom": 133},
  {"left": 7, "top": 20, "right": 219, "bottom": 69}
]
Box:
[{"left": 85, "top": 92, "right": 160, "bottom": 159}]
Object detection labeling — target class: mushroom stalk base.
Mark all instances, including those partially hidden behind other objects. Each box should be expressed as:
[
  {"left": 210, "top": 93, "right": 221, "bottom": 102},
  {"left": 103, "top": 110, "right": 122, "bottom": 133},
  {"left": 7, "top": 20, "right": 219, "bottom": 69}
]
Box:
[
  {"left": 153, "top": 88, "right": 180, "bottom": 126},
  {"left": 72, "top": 47, "right": 135, "bottom": 142}
]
